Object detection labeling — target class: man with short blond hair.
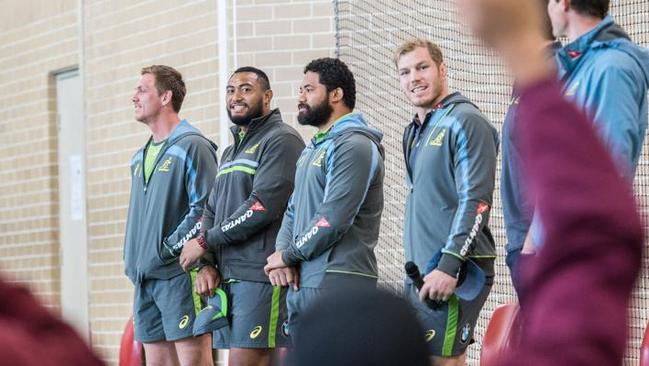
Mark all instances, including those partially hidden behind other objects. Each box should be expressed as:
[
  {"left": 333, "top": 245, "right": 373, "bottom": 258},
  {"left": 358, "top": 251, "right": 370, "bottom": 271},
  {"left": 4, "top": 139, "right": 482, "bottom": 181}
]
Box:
[
  {"left": 393, "top": 39, "right": 444, "bottom": 67},
  {"left": 124, "top": 64, "right": 218, "bottom": 366},
  {"left": 395, "top": 39, "right": 498, "bottom": 366}
]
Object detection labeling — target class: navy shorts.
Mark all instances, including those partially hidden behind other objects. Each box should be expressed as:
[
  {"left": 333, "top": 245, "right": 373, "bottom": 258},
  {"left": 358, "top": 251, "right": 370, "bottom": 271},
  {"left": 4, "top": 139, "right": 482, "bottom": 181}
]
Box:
[
  {"left": 133, "top": 270, "right": 202, "bottom": 342},
  {"left": 404, "top": 281, "right": 492, "bottom": 357},
  {"left": 213, "top": 280, "right": 289, "bottom": 349}
]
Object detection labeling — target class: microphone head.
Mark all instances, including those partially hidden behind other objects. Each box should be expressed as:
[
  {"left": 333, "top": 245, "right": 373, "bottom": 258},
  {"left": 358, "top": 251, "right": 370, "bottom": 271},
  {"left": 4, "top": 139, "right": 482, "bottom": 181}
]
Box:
[{"left": 404, "top": 261, "right": 419, "bottom": 277}]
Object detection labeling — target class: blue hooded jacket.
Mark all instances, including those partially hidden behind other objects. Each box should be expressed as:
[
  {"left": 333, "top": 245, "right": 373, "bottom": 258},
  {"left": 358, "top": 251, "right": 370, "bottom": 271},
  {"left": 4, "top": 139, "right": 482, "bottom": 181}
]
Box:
[
  {"left": 529, "top": 17, "right": 649, "bottom": 250},
  {"left": 556, "top": 15, "right": 649, "bottom": 181}
]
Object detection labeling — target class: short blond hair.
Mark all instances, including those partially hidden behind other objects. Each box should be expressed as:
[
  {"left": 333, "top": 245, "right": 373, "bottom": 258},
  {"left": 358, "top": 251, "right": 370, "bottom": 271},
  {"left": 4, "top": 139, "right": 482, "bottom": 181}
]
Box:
[{"left": 394, "top": 38, "right": 444, "bottom": 68}]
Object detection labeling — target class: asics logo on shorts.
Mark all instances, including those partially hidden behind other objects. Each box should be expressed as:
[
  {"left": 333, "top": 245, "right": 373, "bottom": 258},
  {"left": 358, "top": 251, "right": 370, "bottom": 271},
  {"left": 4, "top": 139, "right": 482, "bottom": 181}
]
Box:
[
  {"left": 250, "top": 325, "right": 263, "bottom": 339},
  {"left": 179, "top": 315, "right": 190, "bottom": 329},
  {"left": 424, "top": 329, "right": 436, "bottom": 342}
]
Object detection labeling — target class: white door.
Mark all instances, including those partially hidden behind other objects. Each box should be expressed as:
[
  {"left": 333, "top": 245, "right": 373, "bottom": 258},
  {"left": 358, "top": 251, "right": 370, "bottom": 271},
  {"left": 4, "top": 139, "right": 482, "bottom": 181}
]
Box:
[{"left": 56, "top": 70, "right": 89, "bottom": 340}]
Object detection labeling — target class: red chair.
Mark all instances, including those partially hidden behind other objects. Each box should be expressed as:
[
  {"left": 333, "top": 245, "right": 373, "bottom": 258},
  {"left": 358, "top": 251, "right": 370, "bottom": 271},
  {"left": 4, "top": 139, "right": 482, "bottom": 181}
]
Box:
[
  {"left": 480, "top": 303, "right": 520, "bottom": 366},
  {"left": 119, "top": 316, "right": 143, "bottom": 366},
  {"left": 640, "top": 322, "right": 649, "bottom": 366}
]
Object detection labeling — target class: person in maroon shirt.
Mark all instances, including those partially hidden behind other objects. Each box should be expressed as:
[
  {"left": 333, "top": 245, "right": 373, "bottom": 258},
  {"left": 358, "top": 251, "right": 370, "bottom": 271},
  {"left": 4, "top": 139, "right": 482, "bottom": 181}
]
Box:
[
  {"left": 0, "top": 277, "right": 104, "bottom": 365},
  {"left": 459, "top": 0, "right": 644, "bottom": 365}
]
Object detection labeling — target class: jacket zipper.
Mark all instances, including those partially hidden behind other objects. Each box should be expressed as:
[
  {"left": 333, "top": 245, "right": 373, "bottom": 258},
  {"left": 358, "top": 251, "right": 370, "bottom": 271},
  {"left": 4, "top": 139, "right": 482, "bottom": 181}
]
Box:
[{"left": 142, "top": 138, "right": 173, "bottom": 193}]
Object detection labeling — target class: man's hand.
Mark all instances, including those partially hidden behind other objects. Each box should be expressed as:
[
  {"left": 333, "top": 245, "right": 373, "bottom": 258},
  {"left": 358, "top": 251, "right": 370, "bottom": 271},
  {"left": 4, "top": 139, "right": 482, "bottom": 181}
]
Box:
[
  {"left": 521, "top": 229, "right": 537, "bottom": 254},
  {"left": 268, "top": 267, "right": 300, "bottom": 291},
  {"left": 179, "top": 238, "right": 206, "bottom": 272},
  {"left": 195, "top": 265, "right": 220, "bottom": 296},
  {"left": 264, "top": 250, "right": 287, "bottom": 274},
  {"left": 419, "top": 270, "right": 458, "bottom": 303}
]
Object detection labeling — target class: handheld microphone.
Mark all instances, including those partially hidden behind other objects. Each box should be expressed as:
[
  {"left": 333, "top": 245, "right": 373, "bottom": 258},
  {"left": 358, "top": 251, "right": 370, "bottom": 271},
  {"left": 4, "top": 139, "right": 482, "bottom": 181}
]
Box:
[{"left": 405, "top": 261, "right": 441, "bottom": 310}]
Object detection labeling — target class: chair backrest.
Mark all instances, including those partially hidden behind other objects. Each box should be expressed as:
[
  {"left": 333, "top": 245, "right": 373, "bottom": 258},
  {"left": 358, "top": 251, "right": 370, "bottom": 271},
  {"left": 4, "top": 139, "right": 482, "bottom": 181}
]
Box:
[
  {"left": 119, "top": 315, "right": 143, "bottom": 366},
  {"left": 480, "top": 303, "right": 520, "bottom": 366},
  {"left": 640, "top": 321, "right": 649, "bottom": 366}
]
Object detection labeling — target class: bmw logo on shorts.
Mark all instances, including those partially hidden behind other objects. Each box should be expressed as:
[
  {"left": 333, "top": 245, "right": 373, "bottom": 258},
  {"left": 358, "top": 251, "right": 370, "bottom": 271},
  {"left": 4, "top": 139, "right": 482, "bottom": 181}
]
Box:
[
  {"left": 281, "top": 320, "right": 290, "bottom": 337},
  {"left": 460, "top": 323, "right": 471, "bottom": 344}
]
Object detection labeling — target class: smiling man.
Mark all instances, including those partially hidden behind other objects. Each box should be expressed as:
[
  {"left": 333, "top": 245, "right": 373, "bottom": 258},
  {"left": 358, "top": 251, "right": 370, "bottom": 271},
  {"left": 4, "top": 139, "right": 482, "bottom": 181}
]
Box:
[
  {"left": 395, "top": 40, "right": 498, "bottom": 366},
  {"left": 264, "top": 57, "right": 385, "bottom": 337},
  {"left": 124, "top": 65, "right": 218, "bottom": 366},
  {"left": 179, "top": 66, "right": 304, "bottom": 366}
]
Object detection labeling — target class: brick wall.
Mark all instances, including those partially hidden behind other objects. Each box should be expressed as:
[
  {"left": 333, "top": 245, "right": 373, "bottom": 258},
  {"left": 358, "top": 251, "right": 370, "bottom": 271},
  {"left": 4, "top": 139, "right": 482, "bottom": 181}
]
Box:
[{"left": 0, "top": 0, "right": 79, "bottom": 309}]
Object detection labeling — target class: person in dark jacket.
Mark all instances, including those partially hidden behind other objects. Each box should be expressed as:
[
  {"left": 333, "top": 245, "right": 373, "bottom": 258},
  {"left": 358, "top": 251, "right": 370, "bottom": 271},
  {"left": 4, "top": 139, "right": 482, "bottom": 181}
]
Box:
[
  {"left": 459, "top": 0, "right": 643, "bottom": 364},
  {"left": 180, "top": 67, "right": 304, "bottom": 366},
  {"left": 395, "top": 39, "right": 498, "bottom": 365},
  {"left": 124, "top": 65, "right": 218, "bottom": 366},
  {"left": 264, "top": 57, "right": 385, "bottom": 337}
]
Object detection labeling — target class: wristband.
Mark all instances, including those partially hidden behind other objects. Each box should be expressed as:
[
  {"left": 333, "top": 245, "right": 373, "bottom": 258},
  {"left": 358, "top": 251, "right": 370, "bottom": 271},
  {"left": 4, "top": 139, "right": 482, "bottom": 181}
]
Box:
[{"left": 196, "top": 234, "right": 208, "bottom": 250}]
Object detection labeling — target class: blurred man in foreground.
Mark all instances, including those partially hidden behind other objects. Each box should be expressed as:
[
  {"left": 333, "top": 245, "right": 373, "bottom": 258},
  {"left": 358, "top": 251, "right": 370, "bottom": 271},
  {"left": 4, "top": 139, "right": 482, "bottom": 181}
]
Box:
[{"left": 459, "top": 0, "right": 643, "bottom": 365}]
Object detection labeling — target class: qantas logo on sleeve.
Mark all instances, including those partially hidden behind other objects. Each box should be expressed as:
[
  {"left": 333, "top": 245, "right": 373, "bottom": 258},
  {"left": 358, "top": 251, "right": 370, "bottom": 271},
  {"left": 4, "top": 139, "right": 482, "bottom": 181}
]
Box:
[
  {"left": 295, "top": 217, "right": 330, "bottom": 248},
  {"left": 221, "top": 201, "right": 265, "bottom": 232},
  {"left": 460, "top": 202, "right": 490, "bottom": 256},
  {"left": 172, "top": 220, "right": 202, "bottom": 251}
]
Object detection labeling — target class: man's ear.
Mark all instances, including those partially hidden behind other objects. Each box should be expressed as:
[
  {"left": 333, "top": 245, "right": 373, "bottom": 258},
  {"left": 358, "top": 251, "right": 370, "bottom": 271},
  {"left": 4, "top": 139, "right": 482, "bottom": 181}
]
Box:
[
  {"left": 330, "top": 87, "right": 344, "bottom": 104},
  {"left": 439, "top": 63, "right": 448, "bottom": 82},
  {"left": 263, "top": 89, "right": 273, "bottom": 107},
  {"left": 161, "top": 90, "right": 173, "bottom": 107}
]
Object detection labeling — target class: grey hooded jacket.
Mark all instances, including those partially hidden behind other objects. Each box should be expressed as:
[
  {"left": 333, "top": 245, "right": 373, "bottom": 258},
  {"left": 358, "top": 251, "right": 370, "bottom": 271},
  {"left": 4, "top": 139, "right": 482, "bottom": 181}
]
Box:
[
  {"left": 124, "top": 120, "right": 219, "bottom": 283},
  {"left": 201, "top": 109, "right": 305, "bottom": 283},
  {"left": 277, "top": 113, "right": 385, "bottom": 288},
  {"left": 403, "top": 92, "right": 498, "bottom": 279}
]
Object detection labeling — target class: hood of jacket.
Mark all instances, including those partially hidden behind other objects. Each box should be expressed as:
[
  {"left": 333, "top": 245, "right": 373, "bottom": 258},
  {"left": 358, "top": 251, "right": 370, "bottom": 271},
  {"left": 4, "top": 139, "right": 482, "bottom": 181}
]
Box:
[
  {"left": 316, "top": 112, "right": 385, "bottom": 157},
  {"left": 557, "top": 16, "right": 649, "bottom": 86}
]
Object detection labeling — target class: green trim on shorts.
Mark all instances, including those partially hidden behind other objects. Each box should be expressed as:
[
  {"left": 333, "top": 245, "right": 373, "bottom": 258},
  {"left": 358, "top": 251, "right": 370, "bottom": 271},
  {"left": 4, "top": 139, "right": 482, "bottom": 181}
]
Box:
[
  {"left": 190, "top": 268, "right": 201, "bottom": 315},
  {"left": 268, "top": 286, "right": 281, "bottom": 348},
  {"left": 213, "top": 288, "right": 229, "bottom": 320},
  {"left": 325, "top": 269, "right": 379, "bottom": 279},
  {"left": 442, "top": 295, "right": 460, "bottom": 356}
]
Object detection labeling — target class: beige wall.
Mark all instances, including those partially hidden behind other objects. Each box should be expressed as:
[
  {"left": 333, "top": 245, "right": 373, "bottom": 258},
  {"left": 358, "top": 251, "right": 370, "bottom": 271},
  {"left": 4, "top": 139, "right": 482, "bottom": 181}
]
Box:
[
  {"left": 1, "top": 1, "right": 335, "bottom": 364},
  {"left": 0, "top": 0, "right": 79, "bottom": 308}
]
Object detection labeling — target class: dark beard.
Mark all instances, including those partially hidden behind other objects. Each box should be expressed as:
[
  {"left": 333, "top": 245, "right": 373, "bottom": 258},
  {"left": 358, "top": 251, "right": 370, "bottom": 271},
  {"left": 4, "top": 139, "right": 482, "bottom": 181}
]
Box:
[
  {"left": 228, "top": 102, "right": 264, "bottom": 126},
  {"left": 297, "top": 99, "right": 333, "bottom": 127}
]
